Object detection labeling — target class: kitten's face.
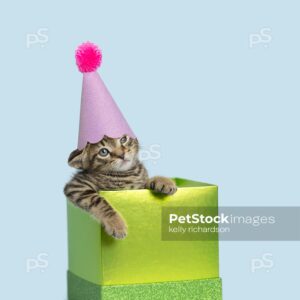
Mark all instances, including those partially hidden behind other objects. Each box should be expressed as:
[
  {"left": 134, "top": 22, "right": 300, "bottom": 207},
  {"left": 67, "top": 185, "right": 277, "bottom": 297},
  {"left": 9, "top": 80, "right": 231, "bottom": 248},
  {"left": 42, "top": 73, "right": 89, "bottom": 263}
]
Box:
[
  {"left": 68, "top": 135, "right": 139, "bottom": 172},
  {"left": 92, "top": 135, "right": 139, "bottom": 172}
]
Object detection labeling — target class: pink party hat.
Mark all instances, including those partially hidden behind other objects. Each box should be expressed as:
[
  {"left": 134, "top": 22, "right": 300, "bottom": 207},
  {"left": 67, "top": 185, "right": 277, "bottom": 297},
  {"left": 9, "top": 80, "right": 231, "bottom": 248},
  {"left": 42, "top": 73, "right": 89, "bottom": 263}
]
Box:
[{"left": 75, "top": 42, "right": 136, "bottom": 150}]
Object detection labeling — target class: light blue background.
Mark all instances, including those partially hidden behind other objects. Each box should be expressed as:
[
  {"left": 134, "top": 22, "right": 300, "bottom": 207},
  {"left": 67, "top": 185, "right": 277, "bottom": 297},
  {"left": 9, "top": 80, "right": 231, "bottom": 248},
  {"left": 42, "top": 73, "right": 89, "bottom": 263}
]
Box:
[{"left": 1, "top": 1, "right": 299, "bottom": 299}]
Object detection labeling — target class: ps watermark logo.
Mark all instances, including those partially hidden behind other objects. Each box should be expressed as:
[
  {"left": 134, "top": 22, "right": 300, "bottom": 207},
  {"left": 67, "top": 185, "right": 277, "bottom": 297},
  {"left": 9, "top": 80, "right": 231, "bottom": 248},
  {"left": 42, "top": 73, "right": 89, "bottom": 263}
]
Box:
[
  {"left": 251, "top": 253, "right": 274, "bottom": 273},
  {"left": 249, "top": 27, "right": 272, "bottom": 49},
  {"left": 26, "top": 28, "right": 49, "bottom": 48},
  {"left": 139, "top": 144, "right": 161, "bottom": 165},
  {"left": 26, "top": 253, "right": 49, "bottom": 273}
]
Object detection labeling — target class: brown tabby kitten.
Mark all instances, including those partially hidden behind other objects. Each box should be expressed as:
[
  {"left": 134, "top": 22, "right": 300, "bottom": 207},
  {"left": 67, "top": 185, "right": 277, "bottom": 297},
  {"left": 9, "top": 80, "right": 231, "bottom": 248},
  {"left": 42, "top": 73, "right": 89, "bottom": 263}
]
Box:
[{"left": 64, "top": 135, "right": 177, "bottom": 239}]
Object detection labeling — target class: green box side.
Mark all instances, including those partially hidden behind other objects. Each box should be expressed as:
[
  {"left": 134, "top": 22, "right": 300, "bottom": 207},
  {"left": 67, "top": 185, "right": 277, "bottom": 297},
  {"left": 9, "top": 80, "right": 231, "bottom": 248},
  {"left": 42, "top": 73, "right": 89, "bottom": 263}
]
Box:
[
  {"left": 68, "top": 271, "right": 223, "bottom": 300},
  {"left": 68, "top": 178, "right": 219, "bottom": 286},
  {"left": 67, "top": 200, "right": 103, "bottom": 283}
]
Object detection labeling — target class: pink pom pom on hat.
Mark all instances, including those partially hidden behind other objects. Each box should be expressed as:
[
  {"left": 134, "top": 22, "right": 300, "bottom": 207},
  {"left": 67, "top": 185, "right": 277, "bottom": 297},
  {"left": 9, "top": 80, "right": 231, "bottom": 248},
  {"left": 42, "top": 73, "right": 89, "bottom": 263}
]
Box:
[
  {"left": 75, "top": 42, "right": 136, "bottom": 150},
  {"left": 75, "top": 41, "right": 102, "bottom": 73}
]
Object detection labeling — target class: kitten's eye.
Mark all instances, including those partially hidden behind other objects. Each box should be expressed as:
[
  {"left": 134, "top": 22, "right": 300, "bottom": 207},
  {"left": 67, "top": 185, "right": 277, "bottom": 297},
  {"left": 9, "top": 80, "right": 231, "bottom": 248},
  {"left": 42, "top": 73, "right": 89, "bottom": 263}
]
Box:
[
  {"left": 99, "top": 148, "right": 110, "bottom": 157},
  {"left": 120, "top": 136, "right": 127, "bottom": 144}
]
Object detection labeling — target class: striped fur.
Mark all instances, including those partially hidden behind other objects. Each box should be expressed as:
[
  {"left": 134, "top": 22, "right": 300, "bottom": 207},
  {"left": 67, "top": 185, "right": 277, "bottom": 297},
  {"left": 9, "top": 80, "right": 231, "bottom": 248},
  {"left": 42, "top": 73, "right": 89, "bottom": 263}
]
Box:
[{"left": 64, "top": 135, "right": 177, "bottom": 239}]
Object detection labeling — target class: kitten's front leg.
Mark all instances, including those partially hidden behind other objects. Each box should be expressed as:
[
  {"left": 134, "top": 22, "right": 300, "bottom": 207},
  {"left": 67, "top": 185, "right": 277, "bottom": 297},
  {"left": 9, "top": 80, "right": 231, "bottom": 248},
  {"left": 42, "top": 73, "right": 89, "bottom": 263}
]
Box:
[
  {"left": 90, "top": 198, "right": 127, "bottom": 239},
  {"left": 64, "top": 183, "right": 127, "bottom": 239},
  {"left": 146, "top": 176, "right": 177, "bottom": 195}
]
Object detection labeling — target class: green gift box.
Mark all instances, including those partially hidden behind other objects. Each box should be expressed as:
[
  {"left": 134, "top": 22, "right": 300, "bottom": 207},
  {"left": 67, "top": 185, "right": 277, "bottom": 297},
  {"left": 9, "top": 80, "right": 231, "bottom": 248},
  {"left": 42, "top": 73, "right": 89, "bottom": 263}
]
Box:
[{"left": 67, "top": 178, "right": 222, "bottom": 300}]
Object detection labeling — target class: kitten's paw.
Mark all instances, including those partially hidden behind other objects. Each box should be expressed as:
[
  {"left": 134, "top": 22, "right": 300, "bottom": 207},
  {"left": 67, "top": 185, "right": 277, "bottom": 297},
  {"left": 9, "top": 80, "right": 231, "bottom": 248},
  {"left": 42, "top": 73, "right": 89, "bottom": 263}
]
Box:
[
  {"left": 147, "top": 176, "right": 177, "bottom": 195},
  {"left": 103, "top": 214, "right": 127, "bottom": 239}
]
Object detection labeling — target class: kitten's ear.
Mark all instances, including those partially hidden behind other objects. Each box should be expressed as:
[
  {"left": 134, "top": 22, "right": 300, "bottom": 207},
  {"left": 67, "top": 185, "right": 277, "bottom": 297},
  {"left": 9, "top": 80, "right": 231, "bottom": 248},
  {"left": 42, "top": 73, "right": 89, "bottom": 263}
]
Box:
[
  {"left": 68, "top": 149, "right": 84, "bottom": 169},
  {"left": 68, "top": 144, "right": 91, "bottom": 169},
  {"left": 133, "top": 138, "right": 140, "bottom": 148}
]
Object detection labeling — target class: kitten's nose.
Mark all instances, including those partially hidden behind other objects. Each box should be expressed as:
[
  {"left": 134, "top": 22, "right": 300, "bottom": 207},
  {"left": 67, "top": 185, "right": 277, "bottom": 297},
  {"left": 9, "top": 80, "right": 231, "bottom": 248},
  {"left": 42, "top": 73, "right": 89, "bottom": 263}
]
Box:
[{"left": 118, "top": 153, "right": 125, "bottom": 160}]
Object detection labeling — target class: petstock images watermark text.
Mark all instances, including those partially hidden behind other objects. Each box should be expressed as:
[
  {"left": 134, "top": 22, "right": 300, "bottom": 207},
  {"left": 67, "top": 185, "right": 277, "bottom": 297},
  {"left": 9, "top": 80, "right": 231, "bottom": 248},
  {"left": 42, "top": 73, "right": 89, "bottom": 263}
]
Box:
[{"left": 161, "top": 207, "right": 300, "bottom": 241}]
